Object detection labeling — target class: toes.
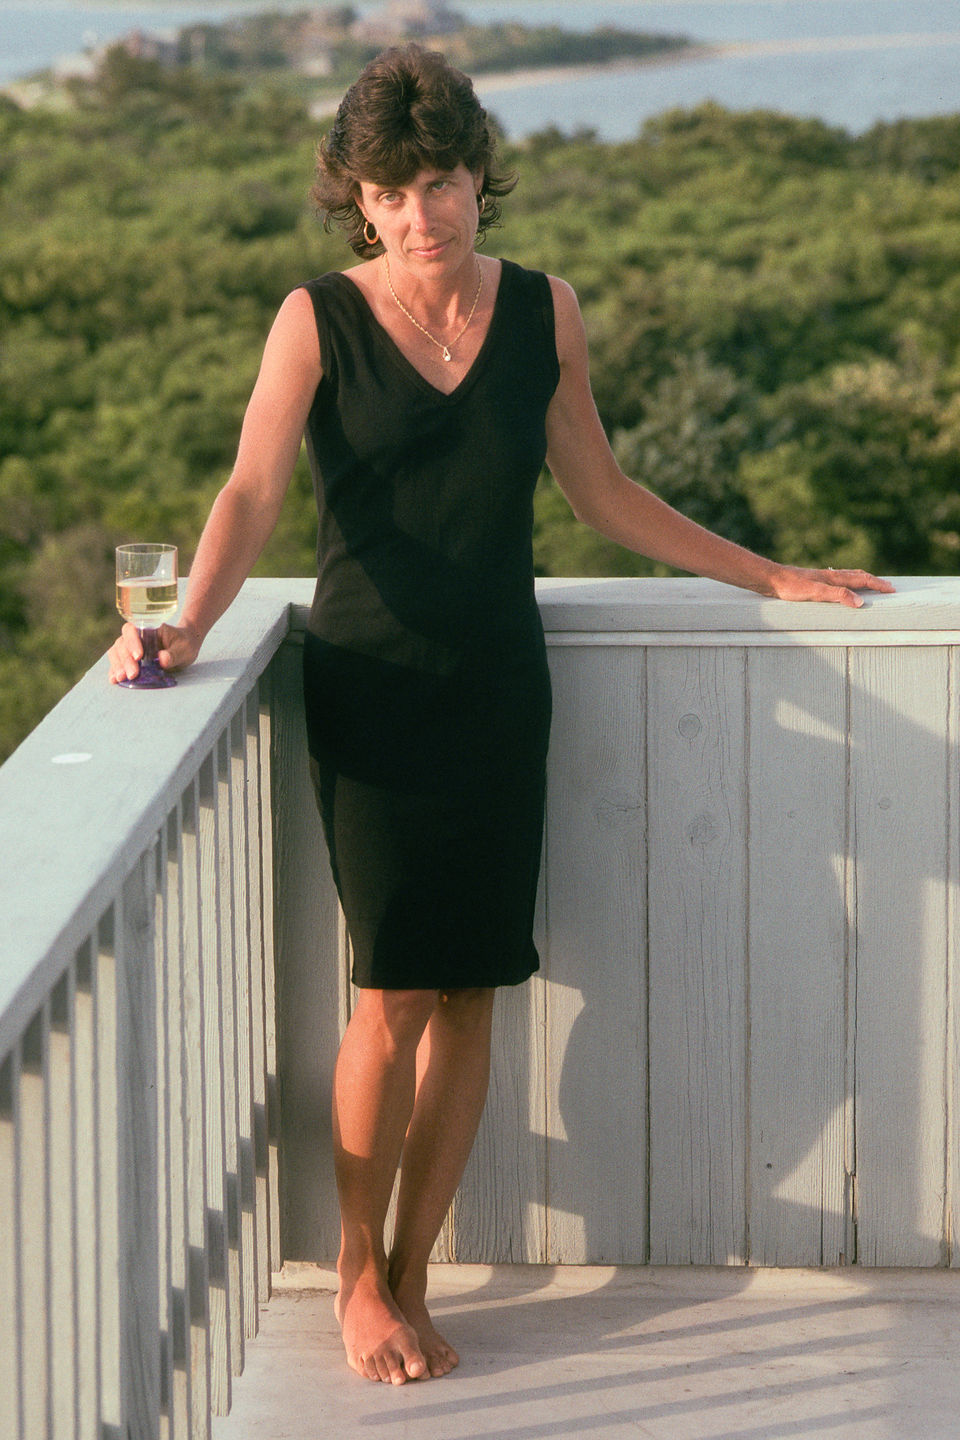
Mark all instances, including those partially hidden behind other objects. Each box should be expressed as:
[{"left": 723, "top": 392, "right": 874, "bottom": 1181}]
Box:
[
  {"left": 377, "top": 1352, "right": 404, "bottom": 1385},
  {"left": 434, "top": 1346, "right": 459, "bottom": 1377},
  {"left": 354, "top": 1339, "right": 427, "bottom": 1384},
  {"left": 402, "top": 1350, "right": 428, "bottom": 1381},
  {"left": 425, "top": 1343, "right": 455, "bottom": 1377}
]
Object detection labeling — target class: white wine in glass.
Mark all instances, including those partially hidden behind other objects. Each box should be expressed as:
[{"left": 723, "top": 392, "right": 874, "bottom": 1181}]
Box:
[{"left": 115, "top": 543, "right": 179, "bottom": 689}]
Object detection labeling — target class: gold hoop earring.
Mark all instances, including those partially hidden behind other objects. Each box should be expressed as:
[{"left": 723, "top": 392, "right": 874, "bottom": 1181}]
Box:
[
  {"left": 477, "top": 193, "right": 486, "bottom": 216},
  {"left": 362, "top": 219, "right": 378, "bottom": 246}
]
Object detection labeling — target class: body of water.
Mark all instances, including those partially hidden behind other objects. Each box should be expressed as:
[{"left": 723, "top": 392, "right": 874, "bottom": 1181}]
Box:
[
  {"left": 1, "top": 0, "right": 959, "bottom": 137},
  {"left": 472, "top": 0, "right": 960, "bottom": 136}
]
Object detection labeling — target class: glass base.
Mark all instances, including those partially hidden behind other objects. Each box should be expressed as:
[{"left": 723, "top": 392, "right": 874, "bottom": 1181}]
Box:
[
  {"left": 117, "top": 628, "right": 177, "bottom": 689},
  {"left": 118, "top": 660, "right": 176, "bottom": 689}
]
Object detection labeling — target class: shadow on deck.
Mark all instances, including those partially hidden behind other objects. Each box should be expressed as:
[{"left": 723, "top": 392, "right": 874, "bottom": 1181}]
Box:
[{"left": 214, "top": 1262, "right": 960, "bottom": 1440}]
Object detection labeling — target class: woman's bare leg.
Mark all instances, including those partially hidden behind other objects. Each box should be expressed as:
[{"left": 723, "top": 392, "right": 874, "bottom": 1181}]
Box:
[
  {"left": 332, "top": 987, "right": 439, "bottom": 1384},
  {"left": 387, "top": 987, "right": 496, "bottom": 1376}
]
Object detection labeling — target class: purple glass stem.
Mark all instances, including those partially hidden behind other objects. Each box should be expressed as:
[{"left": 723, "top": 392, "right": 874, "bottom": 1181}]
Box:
[{"left": 118, "top": 626, "right": 177, "bottom": 689}]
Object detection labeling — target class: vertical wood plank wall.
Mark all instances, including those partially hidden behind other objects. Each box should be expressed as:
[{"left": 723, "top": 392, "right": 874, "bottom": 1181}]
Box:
[{"left": 271, "top": 598, "right": 960, "bottom": 1272}]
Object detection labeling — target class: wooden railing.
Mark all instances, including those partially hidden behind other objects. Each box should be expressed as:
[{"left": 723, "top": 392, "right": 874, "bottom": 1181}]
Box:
[
  {"left": 2, "top": 574, "right": 960, "bottom": 1439},
  {"left": 0, "top": 583, "right": 293, "bottom": 1440},
  {"left": 270, "top": 575, "right": 960, "bottom": 1273}
]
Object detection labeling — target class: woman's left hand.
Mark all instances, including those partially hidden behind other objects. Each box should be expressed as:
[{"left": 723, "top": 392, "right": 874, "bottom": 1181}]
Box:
[{"left": 766, "top": 566, "right": 896, "bottom": 608}]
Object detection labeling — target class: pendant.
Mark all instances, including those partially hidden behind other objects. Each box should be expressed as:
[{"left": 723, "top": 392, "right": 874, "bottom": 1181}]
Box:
[{"left": 442, "top": 347, "right": 452, "bottom": 362}]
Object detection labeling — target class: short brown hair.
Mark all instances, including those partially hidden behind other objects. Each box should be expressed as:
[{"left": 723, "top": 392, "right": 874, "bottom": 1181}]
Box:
[{"left": 313, "top": 44, "right": 516, "bottom": 258}]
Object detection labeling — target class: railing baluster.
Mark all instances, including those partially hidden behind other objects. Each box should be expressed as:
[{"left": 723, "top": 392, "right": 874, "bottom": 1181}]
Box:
[
  {"left": 156, "top": 823, "right": 172, "bottom": 1440},
  {"left": 154, "top": 824, "right": 173, "bottom": 1440},
  {"left": 163, "top": 807, "right": 192, "bottom": 1439},
  {"left": 73, "top": 939, "right": 100, "bottom": 1440},
  {"left": 95, "top": 907, "right": 122, "bottom": 1439},
  {"left": 117, "top": 848, "right": 161, "bottom": 1436},
  {"left": 258, "top": 677, "right": 281, "bottom": 1276},
  {"left": 216, "top": 728, "right": 245, "bottom": 1379},
  {"left": 951, "top": 646, "right": 960, "bottom": 1272},
  {"left": 48, "top": 972, "right": 77, "bottom": 1440},
  {"left": 231, "top": 706, "right": 260, "bottom": 1341},
  {"left": 0, "top": 1053, "right": 19, "bottom": 1438},
  {"left": 18, "top": 1010, "right": 49, "bottom": 1440},
  {"left": 198, "top": 753, "right": 232, "bottom": 1416},
  {"left": 246, "top": 686, "right": 273, "bottom": 1300},
  {"left": 179, "top": 779, "right": 212, "bottom": 1440}
]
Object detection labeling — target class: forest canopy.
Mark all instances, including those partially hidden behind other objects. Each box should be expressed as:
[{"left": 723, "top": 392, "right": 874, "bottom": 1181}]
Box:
[{"left": 2, "top": 53, "right": 960, "bottom": 759}]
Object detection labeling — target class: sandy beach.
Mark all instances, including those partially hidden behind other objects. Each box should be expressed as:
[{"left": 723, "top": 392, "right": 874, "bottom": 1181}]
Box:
[
  {"left": 309, "top": 27, "right": 960, "bottom": 120},
  {"left": 477, "top": 27, "right": 960, "bottom": 94}
]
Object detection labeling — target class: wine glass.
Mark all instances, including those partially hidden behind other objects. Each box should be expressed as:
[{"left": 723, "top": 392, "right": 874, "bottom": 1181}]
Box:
[{"left": 115, "top": 543, "right": 179, "bottom": 689}]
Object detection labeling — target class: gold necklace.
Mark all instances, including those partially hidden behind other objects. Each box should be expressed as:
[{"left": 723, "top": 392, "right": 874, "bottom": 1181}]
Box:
[{"left": 384, "top": 256, "right": 483, "bottom": 363}]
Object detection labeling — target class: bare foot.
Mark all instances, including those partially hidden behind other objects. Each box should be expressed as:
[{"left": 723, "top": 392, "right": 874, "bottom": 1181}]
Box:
[
  {"left": 336, "top": 1267, "right": 428, "bottom": 1384},
  {"left": 389, "top": 1265, "right": 460, "bottom": 1378}
]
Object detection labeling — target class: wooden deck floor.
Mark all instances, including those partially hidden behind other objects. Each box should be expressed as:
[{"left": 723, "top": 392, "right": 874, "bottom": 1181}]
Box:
[{"left": 212, "top": 1263, "right": 960, "bottom": 1439}]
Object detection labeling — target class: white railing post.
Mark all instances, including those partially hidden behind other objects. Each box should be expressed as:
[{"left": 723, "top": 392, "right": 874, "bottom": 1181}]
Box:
[
  {"left": 48, "top": 972, "right": 76, "bottom": 1439},
  {"left": 229, "top": 705, "right": 259, "bottom": 1344},
  {"left": 0, "top": 1054, "right": 17, "bottom": 1430},
  {"left": 117, "top": 849, "right": 161, "bottom": 1437},
  {"left": 257, "top": 678, "right": 282, "bottom": 1281},
  {"left": 177, "top": 776, "right": 214, "bottom": 1434},
  {"left": 94, "top": 908, "right": 121, "bottom": 1438},
  {"left": 74, "top": 938, "right": 101, "bottom": 1440},
  {"left": 18, "top": 1011, "right": 48, "bottom": 1440}
]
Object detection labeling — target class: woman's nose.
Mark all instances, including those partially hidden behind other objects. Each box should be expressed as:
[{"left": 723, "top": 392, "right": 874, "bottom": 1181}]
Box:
[{"left": 408, "top": 195, "right": 433, "bottom": 232}]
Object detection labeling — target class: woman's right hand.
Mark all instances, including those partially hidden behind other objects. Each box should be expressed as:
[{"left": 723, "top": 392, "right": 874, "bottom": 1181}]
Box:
[{"left": 108, "top": 621, "right": 202, "bottom": 685}]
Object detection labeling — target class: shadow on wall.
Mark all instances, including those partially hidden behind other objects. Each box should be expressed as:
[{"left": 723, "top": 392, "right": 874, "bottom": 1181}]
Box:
[{"left": 457, "top": 635, "right": 954, "bottom": 1271}]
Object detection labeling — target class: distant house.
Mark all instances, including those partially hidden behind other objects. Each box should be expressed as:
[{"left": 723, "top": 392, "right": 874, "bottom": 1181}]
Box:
[
  {"left": 389, "top": 0, "right": 463, "bottom": 34},
  {"left": 51, "top": 29, "right": 178, "bottom": 86},
  {"left": 51, "top": 51, "right": 100, "bottom": 83},
  {"left": 352, "top": 0, "right": 464, "bottom": 44},
  {"left": 291, "top": 11, "right": 343, "bottom": 76},
  {"left": 118, "top": 29, "right": 181, "bottom": 66}
]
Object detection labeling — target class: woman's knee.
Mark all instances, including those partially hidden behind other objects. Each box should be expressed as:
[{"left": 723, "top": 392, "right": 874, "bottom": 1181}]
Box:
[
  {"left": 352, "top": 987, "right": 440, "bottom": 1047},
  {"left": 435, "top": 986, "right": 495, "bottom": 1032}
]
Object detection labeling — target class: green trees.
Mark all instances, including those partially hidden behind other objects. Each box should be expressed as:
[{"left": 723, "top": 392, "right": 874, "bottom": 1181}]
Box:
[
  {"left": 0, "top": 71, "right": 330, "bottom": 755},
  {"left": 2, "top": 77, "right": 960, "bottom": 760},
  {"left": 503, "top": 105, "right": 960, "bottom": 582}
]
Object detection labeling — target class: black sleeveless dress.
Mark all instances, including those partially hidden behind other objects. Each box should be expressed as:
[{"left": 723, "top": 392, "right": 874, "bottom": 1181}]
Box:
[{"left": 299, "top": 259, "right": 560, "bottom": 990}]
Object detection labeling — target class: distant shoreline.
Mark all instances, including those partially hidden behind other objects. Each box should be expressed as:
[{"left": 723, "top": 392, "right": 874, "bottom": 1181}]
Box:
[
  {"left": 474, "top": 28, "right": 960, "bottom": 96},
  {"left": 310, "top": 28, "right": 960, "bottom": 119},
  {"left": 310, "top": 43, "right": 712, "bottom": 119},
  {"left": 476, "top": 43, "right": 714, "bottom": 96}
]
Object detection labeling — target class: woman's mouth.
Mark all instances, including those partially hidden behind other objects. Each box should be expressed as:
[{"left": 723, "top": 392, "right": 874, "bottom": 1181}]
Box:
[{"left": 410, "top": 239, "right": 449, "bottom": 259}]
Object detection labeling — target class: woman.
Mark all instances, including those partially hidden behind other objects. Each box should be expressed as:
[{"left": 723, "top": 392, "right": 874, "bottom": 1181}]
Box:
[{"left": 109, "top": 45, "right": 893, "bottom": 1386}]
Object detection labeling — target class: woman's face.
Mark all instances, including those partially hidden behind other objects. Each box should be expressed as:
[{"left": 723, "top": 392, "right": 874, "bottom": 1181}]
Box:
[{"left": 357, "top": 163, "right": 482, "bottom": 277}]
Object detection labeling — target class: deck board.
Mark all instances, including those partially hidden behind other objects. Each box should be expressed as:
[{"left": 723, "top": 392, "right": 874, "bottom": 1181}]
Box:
[{"left": 212, "top": 1263, "right": 960, "bottom": 1440}]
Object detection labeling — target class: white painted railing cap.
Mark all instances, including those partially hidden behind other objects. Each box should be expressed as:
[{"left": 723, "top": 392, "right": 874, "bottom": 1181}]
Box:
[
  {"left": 533, "top": 575, "right": 960, "bottom": 633},
  {"left": 0, "top": 583, "right": 293, "bottom": 1051}
]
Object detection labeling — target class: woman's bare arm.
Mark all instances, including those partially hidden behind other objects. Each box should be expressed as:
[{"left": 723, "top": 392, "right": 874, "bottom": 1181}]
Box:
[
  {"left": 109, "top": 287, "right": 322, "bottom": 682},
  {"left": 543, "top": 276, "right": 894, "bottom": 608}
]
